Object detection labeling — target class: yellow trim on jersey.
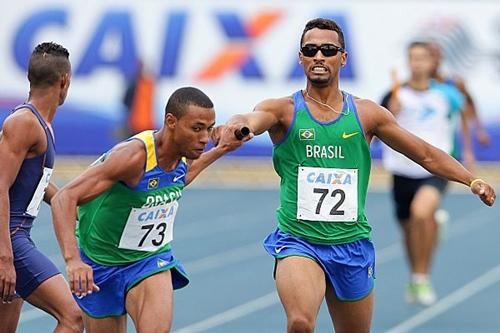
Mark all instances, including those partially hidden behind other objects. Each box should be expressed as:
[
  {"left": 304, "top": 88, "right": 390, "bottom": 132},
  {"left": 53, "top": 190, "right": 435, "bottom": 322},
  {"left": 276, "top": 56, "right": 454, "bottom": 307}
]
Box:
[{"left": 132, "top": 130, "right": 157, "bottom": 172}]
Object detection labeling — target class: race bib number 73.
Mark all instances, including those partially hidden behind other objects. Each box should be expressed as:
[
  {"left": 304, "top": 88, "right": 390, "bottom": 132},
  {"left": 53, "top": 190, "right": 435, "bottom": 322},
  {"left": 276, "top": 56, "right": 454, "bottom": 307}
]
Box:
[
  {"left": 297, "top": 166, "right": 358, "bottom": 222},
  {"left": 119, "top": 201, "right": 178, "bottom": 252}
]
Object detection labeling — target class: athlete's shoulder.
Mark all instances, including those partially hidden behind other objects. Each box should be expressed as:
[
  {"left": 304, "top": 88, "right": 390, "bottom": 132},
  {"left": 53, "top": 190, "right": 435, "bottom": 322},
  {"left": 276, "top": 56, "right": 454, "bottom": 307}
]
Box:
[
  {"left": 1, "top": 108, "right": 43, "bottom": 146},
  {"left": 4, "top": 107, "right": 40, "bottom": 129},
  {"left": 254, "top": 95, "right": 294, "bottom": 113},
  {"left": 101, "top": 139, "right": 147, "bottom": 174},
  {"left": 352, "top": 96, "right": 394, "bottom": 132},
  {"left": 352, "top": 96, "right": 384, "bottom": 113},
  {"left": 111, "top": 139, "right": 146, "bottom": 163}
]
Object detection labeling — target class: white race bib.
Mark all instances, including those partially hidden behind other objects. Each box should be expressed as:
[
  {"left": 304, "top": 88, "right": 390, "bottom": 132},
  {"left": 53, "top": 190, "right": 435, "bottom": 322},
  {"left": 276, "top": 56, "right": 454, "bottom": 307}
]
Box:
[
  {"left": 297, "top": 166, "right": 358, "bottom": 222},
  {"left": 26, "top": 167, "right": 53, "bottom": 217},
  {"left": 118, "top": 201, "right": 178, "bottom": 252}
]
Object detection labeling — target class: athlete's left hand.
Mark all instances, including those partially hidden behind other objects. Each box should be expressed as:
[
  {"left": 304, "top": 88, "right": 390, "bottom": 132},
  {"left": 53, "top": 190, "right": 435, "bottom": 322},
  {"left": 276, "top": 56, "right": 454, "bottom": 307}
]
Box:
[
  {"left": 471, "top": 180, "right": 496, "bottom": 206},
  {"left": 66, "top": 257, "right": 100, "bottom": 297}
]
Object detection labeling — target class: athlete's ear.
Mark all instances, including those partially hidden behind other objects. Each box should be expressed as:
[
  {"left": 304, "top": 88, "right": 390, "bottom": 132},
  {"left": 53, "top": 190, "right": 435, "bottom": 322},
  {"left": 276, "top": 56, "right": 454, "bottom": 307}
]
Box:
[
  {"left": 165, "top": 113, "right": 177, "bottom": 129},
  {"left": 60, "top": 73, "right": 70, "bottom": 89},
  {"left": 341, "top": 51, "right": 348, "bottom": 67},
  {"left": 298, "top": 51, "right": 303, "bottom": 65}
]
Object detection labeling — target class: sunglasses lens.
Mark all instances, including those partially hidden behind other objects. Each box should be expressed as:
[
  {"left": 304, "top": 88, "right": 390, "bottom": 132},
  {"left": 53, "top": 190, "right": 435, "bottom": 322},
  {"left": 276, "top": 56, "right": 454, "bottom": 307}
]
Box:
[
  {"left": 320, "top": 45, "right": 339, "bottom": 57},
  {"left": 301, "top": 45, "right": 318, "bottom": 57}
]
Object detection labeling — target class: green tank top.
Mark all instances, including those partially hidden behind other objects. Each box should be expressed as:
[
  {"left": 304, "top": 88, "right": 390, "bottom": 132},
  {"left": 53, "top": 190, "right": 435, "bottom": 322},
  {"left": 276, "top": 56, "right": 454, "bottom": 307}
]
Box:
[
  {"left": 77, "top": 130, "right": 188, "bottom": 264},
  {"left": 272, "top": 91, "right": 372, "bottom": 244}
]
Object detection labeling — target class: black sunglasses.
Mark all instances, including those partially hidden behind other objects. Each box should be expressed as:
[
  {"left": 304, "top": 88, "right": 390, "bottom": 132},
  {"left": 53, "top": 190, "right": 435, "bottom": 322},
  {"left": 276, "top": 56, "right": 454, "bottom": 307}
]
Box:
[{"left": 300, "top": 44, "right": 344, "bottom": 57}]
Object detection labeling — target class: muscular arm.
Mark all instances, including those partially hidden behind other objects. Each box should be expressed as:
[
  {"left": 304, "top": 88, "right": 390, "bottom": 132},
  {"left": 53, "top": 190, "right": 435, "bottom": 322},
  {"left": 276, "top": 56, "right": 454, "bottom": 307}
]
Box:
[
  {"left": 370, "top": 102, "right": 472, "bottom": 184},
  {"left": 227, "top": 98, "right": 287, "bottom": 136},
  {"left": 51, "top": 142, "right": 145, "bottom": 262},
  {"left": 0, "top": 112, "right": 40, "bottom": 301},
  {"left": 363, "top": 100, "right": 494, "bottom": 206},
  {"left": 187, "top": 98, "right": 288, "bottom": 186}
]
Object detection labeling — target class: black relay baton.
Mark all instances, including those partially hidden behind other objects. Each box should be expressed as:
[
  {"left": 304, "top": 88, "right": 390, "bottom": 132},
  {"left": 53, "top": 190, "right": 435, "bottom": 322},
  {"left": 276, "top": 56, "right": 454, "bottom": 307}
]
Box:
[{"left": 234, "top": 126, "right": 250, "bottom": 140}]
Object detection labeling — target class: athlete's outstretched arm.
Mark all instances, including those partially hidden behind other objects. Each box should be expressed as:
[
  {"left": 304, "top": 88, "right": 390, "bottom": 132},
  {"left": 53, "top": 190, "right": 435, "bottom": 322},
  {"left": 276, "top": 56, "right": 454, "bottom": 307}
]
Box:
[
  {"left": 189, "top": 99, "right": 285, "bottom": 185},
  {"left": 51, "top": 141, "right": 145, "bottom": 297},
  {"left": 0, "top": 113, "right": 40, "bottom": 302},
  {"left": 226, "top": 98, "right": 283, "bottom": 136},
  {"left": 368, "top": 101, "right": 495, "bottom": 206}
]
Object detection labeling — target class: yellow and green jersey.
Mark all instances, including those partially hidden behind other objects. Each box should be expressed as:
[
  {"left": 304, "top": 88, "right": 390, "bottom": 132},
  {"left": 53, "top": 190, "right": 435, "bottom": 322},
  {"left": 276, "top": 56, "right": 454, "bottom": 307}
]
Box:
[
  {"left": 273, "top": 91, "right": 372, "bottom": 245},
  {"left": 77, "top": 130, "right": 187, "bottom": 265}
]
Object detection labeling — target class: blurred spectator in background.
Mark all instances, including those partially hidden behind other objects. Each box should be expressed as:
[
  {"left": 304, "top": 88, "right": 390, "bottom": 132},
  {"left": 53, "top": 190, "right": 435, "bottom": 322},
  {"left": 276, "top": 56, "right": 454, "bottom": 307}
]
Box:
[
  {"left": 122, "top": 60, "right": 156, "bottom": 137},
  {"left": 427, "top": 40, "right": 491, "bottom": 149},
  {"left": 381, "top": 41, "right": 468, "bottom": 306}
]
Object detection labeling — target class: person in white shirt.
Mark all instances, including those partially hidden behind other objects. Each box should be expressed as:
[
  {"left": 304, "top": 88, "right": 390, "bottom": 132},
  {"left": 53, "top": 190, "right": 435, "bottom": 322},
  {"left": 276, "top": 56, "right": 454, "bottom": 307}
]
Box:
[{"left": 381, "top": 41, "right": 467, "bottom": 306}]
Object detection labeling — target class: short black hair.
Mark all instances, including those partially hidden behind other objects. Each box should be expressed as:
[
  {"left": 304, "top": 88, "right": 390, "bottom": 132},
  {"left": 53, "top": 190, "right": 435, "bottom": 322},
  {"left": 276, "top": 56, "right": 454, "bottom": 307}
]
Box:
[
  {"left": 300, "top": 18, "right": 345, "bottom": 49},
  {"left": 28, "top": 42, "right": 70, "bottom": 88},
  {"left": 165, "top": 87, "right": 214, "bottom": 118}
]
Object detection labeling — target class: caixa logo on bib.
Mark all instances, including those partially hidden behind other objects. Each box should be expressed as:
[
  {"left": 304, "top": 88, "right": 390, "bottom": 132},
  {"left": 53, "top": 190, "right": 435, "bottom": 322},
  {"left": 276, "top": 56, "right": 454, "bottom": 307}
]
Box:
[
  {"left": 306, "top": 170, "right": 353, "bottom": 185},
  {"left": 137, "top": 206, "right": 174, "bottom": 222},
  {"left": 12, "top": 8, "right": 355, "bottom": 81}
]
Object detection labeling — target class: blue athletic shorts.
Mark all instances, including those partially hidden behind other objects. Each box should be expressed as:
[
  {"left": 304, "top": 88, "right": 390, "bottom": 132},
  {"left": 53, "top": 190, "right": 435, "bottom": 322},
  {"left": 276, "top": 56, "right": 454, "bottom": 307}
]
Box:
[
  {"left": 11, "top": 229, "right": 60, "bottom": 298},
  {"left": 263, "top": 228, "right": 375, "bottom": 301},
  {"left": 76, "top": 249, "right": 189, "bottom": 318}
]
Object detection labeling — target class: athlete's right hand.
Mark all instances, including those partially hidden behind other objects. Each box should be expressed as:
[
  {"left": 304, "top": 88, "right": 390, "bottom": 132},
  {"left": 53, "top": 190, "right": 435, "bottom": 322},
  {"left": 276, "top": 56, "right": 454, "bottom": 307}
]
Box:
[
  {"left": 0, "top": 256, "right": 16, "bottom": 303},
  {"left": 66, "top": 257, "right": 100, "bottom": 298}
]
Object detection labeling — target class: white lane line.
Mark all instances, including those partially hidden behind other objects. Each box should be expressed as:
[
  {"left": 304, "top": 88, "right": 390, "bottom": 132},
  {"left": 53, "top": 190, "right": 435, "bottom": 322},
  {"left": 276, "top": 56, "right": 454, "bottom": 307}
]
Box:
[
  {"left": 19, "top": 207, "right": 495, "bottom": 326},
  {"left": 18, "top": 242, "right": 265, "bottom": 324},
  {"left": 376, "top": 242, "right": 401, "bottom": 264},
  {"left": 171, "top": 209, "right": 498, "bottom": 333},
  {"left": 384, "top": 263, "right": 500, "bottom": 333},
  {"left": 173, "top": 292, "right": 279, "bottom": 333},
  {"left": 183, "top": 242, "right": 263, "bottom": 274},
  {"left": 172, "top": 240, "right": 405, "bottom": 333}
]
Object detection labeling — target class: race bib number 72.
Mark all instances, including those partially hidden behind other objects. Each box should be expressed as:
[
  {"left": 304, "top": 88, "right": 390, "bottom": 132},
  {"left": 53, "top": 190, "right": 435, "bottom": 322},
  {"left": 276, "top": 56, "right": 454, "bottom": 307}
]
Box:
[{"left": 297, "top": 166, "right": 358, "bottom": 222}]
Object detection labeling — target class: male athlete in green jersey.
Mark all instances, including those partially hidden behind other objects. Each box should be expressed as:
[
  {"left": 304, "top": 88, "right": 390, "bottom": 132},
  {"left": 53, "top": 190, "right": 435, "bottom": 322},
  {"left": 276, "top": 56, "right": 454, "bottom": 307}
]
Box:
[
  {"left": 219, "top": 18, "right": 496, "bottom": 333},
  {"left": 51, "top": 87, "right": 245, "bottom": 333}
]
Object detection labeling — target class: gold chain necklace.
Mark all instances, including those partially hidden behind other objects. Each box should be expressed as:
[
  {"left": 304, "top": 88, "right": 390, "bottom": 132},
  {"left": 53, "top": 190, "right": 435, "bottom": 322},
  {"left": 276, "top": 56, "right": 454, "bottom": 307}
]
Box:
[{"left": 305, "top": 90, "right": 349, "bottom": 115}]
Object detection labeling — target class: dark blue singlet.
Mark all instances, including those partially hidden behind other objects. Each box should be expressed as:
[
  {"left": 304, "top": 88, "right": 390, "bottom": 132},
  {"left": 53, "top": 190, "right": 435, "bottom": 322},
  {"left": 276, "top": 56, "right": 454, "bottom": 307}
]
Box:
[
  {"left": 9, "top": 103, "right": 55, "bottom": 231},
  {"left": 8, "top": 103, "right": 59, "bottom": 298}
]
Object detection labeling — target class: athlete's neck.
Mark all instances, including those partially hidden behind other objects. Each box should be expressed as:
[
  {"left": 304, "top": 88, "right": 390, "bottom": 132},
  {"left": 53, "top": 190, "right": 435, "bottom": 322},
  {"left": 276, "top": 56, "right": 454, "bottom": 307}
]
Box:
[
  {"left": 305, "top": 83, "right": 343, "bottom": 106},
  {"left": 153, "top": 129, "right": 181, "bottom": 172},
  {"left": 28, "top": 89, "right": 60, "bottom": 123}
]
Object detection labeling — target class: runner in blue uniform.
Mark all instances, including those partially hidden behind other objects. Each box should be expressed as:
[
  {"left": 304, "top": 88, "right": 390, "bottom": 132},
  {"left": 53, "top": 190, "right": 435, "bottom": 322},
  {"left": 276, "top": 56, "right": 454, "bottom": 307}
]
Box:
[{"left": 0, "top": 42, "right": 83, "bottom": 333}]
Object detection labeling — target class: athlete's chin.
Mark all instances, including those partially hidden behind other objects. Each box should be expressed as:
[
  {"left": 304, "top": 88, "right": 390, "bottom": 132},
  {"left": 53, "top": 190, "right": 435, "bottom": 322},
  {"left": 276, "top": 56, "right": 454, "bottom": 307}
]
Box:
[
  {"left": 308, "top": 76, "right": 330, "bottom": 87},
  {"left": 185, "top": 150, "right": 204, "bottom": 160}
]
